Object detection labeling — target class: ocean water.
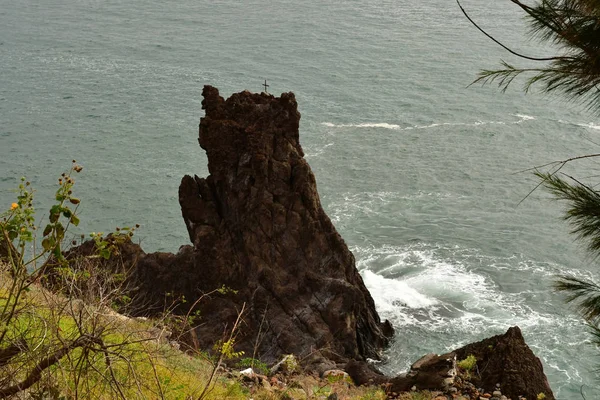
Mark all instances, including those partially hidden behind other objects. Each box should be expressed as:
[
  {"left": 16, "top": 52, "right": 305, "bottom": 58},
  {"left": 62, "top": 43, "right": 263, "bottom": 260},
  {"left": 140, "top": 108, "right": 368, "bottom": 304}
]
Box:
[{"left": 1, "top": 0, "right": 600, "bottom": 397}]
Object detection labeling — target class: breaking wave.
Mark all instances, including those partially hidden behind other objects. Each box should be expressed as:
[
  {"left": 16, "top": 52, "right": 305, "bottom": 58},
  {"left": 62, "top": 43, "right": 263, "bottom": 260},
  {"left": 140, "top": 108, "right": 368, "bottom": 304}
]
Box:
[{"left": 353, "top": 242, "right": 596, "bottom": 397}]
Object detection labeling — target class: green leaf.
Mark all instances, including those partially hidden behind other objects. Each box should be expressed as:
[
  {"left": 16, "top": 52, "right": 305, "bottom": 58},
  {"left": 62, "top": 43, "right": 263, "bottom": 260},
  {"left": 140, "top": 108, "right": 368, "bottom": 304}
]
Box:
[
  {"left": 42, "top": 237, "right": 55, "bottom": 251},
  {"left": 70, "top": 214, "right": 80, "bottom": 226},
  {"left": 99, "top": 248, "right": 111, "bottom": 260},
  {"left": 43, "top": 224, "right": 53, "bottom": 237},
  {"left": 55, "top": 222, "right": 65, "bottom": 241}
]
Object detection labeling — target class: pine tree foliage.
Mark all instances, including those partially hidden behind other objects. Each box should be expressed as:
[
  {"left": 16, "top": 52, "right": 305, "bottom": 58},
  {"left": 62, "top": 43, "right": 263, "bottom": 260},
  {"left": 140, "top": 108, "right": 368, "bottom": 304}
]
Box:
[
  {"left": 553, "top": 276, "right": 600, "bottom": 323},
  {"left": 537, "top": 170, "right": 600, "bottom": 345},
  {"left": 459, "top": 0, "right": 600, "bottom": 111},
  {"left": 536, "top": 172, "right": 600, "bottom": 255},
  {"left": 461, "top": 0, "right": 600, "bottom": 351}
]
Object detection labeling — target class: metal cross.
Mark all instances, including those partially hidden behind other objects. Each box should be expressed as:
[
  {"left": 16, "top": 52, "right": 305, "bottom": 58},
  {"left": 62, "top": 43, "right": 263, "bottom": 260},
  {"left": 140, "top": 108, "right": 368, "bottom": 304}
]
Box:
[{"left": 263, "top": 79, "right": 269, "bottom": 93}]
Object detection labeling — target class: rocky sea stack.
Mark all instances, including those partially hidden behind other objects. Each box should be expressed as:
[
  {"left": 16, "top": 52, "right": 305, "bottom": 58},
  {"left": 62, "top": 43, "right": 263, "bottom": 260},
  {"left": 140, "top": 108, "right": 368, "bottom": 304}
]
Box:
[{"left": 130, "top": 86, "right": 393, "bottom": 370}]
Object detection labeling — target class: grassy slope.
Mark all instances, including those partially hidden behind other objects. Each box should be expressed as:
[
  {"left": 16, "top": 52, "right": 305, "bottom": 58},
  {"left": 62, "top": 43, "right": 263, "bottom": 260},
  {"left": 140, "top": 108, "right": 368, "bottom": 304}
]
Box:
[
  {"left": 0, "top": 266, "right": 390, "bottom": 399},
  {"left": 0, "top": 266, "right": 247, "bottom": 399}
]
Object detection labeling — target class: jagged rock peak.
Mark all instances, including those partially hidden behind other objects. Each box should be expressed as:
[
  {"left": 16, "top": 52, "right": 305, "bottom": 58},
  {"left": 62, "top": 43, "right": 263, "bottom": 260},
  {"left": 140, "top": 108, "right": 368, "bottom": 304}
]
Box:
[
  {"left": 175, "top": 85, "right": 393, "bottom": 369},
  {"left": 454, "top": 326, "right": 555, "bottom": 400}
]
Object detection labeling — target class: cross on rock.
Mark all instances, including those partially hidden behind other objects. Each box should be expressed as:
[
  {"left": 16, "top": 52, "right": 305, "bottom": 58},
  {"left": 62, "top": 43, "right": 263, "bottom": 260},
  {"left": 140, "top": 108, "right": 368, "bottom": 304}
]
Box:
[{"left": 263, "top": 79, "right": 269, "bottom": 93}]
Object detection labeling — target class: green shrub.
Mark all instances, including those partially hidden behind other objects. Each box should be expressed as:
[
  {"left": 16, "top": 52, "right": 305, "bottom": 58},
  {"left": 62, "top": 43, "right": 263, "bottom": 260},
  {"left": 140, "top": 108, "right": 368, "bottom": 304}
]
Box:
[
  {"left": 0, "top": 163, "right": 248, "bottom": 399},
  {"left": 457, "top": 354, "right": 477, "bottom": 371}
]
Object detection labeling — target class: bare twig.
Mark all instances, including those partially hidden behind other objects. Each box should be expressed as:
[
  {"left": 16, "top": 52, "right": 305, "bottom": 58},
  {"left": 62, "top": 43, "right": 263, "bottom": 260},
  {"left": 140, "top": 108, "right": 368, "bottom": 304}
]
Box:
[
  {"left": 0, "top": 335, "right": 92, "bottom": 398},
  {"left": 251, "top": 301, "right": 269, "bottom": 367},
  {"left": 197, "top": 302, "right": 246, "bottom": 400},
  {"left": 512, "top": 153, "right": 600, "bottom": 205}
]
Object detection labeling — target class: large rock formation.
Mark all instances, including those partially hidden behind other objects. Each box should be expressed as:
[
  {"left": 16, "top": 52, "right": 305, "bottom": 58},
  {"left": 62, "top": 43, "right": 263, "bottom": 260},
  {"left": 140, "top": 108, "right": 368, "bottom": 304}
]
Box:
[{"left": 129, "top": 86, "right": 392, "bottom": 369}]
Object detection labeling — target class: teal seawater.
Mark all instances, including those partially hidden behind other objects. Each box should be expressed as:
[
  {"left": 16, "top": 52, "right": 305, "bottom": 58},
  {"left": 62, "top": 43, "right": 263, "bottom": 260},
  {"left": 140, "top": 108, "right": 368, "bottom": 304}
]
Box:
[{"left": 1, "top": 1, "right": 600, "bottom": 397}]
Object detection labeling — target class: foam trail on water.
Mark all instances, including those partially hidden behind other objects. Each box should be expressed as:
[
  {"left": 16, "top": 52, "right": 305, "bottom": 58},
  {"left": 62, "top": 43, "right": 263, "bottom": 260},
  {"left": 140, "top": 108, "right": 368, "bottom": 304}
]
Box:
[
  {"left": 514, "top": 113, "right": 536, "bottom": 122},
  {"left": 322, "top": 122, "right": 402, "bottom": 129},
  {"left": 556, "top": 119, "right": 600, "bottom": 131},
  {"left": 322, "top": 114, "right": 535, "bottom": 131},
  {"left": 578, "top": 122, "right": 600, "bottom": 130}
]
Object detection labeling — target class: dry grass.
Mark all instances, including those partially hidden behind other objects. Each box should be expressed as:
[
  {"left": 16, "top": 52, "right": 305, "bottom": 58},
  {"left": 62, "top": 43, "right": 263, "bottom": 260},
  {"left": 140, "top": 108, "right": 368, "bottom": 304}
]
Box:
[{"left": 0, "top": 267, "right": 393, "bottom": 400}]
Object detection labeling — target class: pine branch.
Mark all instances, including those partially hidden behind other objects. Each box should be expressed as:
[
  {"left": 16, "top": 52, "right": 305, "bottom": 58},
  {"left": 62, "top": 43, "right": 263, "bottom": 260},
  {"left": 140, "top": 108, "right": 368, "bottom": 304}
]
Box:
[
  {"left": 537, "top": 172, "right": 600, "bottom": 256},
  {"left": 554, "top": 276, "right": 600, "bottom": 323},
  {"left": 460, "top": 0, "right": 600, "bottom": 111},
  {"left": 588, "top": 322, "right": 600, "bottom": 349},
  {"left": 456, "top": 0, "right": 571, "bottom": 62}
]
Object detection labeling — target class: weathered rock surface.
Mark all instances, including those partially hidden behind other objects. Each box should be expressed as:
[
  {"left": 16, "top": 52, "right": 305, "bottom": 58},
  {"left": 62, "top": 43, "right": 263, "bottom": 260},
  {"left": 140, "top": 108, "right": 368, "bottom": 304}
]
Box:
[
  {"left": 87, "top": 86, "right": 393, "bottom": 369},
  {"left": 346, "top": 352, "right": 456, "bottom": 394},
  {"left": 346, "top": 327, "right": 554, "bottom": 399},
  {"left": 454, "top": 326, "right": 554, "bottom": 400},
  {"left": 175, "top": 86, "right": 393, "bottom": 367}
]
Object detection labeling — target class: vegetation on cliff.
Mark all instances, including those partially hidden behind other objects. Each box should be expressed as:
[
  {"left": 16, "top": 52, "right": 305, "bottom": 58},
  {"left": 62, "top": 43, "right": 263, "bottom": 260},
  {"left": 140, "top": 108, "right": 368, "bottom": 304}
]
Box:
[{"left": 0, "top": 163, "right": 390, "bottom": 399}]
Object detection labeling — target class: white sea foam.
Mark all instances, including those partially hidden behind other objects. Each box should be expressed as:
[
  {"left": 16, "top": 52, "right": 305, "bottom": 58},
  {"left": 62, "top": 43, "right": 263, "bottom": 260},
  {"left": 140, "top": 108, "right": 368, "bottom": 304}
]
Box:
[
  {"left": 578, "top": 122, "right": 600, "bottom": 130},
  {"left": 328, "top": 191, "right": 460, "bottom": 224},
  {"left": 322, "top": 122, "right": 402, "bottom": 130},
  {"left": 514, "top": 113, "right": 536, "bottom": 122},
  {"left": 355, "top": 242, "right": 586, "bottom": 337},
  {"left": 362, "top": 269, "right": 437, "bottom": 311},
  {"left": 557, "top": 119, "right": 600, "bottom": 131},
  {"left": 359, "top": 246, "right": 597, "bottom": 397},
  {"left": 322, "top": 114, "right": 534, "bottom": 131}
]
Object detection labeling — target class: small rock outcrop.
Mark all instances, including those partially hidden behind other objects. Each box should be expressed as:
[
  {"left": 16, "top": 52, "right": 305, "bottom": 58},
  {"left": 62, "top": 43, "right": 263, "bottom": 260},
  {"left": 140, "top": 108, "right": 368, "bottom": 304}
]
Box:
[
  {"left": 346, "top": 353, "right": 456, "bottom": 394},
  {"left": 454, "top": 326, "right": 554, "bottom": 400},
  {"left": 347, "top": 326, "right": 554, "bottom": 399},
  {"left": 127, "top": 86, "right": 392, "bottom": 369}
]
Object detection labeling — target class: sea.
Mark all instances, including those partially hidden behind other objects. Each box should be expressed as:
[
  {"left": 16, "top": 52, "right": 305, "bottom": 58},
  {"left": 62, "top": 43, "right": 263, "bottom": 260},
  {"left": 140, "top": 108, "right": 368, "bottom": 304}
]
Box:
[{"left": 1, "top": 1, "right": 600, "bottom": 397}]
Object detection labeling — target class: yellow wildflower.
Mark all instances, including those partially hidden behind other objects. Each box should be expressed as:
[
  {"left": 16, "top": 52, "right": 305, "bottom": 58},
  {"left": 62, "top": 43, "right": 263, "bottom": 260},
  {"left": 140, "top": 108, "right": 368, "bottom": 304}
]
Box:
[{"left": 10, "top": 203, "right": 18, "bottom": 210}]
